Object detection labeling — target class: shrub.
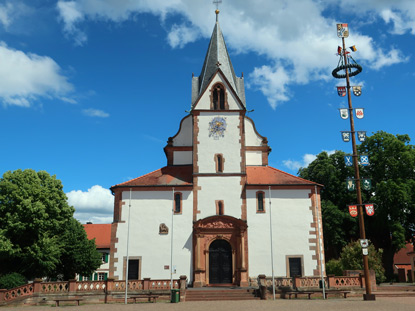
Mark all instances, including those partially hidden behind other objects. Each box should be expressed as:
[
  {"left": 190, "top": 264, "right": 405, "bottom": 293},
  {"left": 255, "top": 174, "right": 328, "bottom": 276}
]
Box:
[
  {"left": 0, "top": 272, "right": 26, "bottom": 289},
  {"left": 325, "top": 259, "right": 344, "bottom": 276}
]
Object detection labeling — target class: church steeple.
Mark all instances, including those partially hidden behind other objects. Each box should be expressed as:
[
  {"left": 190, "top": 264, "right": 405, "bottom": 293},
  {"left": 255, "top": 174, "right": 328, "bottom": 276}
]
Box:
[{"left": 191, "top": 10, "right": 246, "bottom": 107}]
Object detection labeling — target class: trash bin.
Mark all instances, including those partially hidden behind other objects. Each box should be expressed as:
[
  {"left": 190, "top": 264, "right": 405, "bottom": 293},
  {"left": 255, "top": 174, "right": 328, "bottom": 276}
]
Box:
[{"left": 171, "top": 289, "right": 180, "bottom": 303}]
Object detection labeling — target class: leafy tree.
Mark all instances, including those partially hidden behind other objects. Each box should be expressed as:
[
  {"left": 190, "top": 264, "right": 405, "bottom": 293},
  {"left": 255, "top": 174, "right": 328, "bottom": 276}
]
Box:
[
  {"left": 0, "top": 169, "right": 100, "bottom": 280},
  {"left": 299, "top": 131, "right": 415, "bottom": 279},
  {"left": 326, "top": 241, "right": 386, "bottom": 284},
  {"left": 298, "top": 151, "right": 358, "bottom": 258},
  {"left": 55, "top": 218, "right": 102, "bottom": 280},
  {"left": 358, "top": 131, "right": 415, "bottom": 278}
]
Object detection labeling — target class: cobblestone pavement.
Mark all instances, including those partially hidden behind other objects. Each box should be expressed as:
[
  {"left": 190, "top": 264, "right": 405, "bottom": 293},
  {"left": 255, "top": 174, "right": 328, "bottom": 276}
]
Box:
[{"left": 2, "top": 297, "right": 415, "bottom": 311}]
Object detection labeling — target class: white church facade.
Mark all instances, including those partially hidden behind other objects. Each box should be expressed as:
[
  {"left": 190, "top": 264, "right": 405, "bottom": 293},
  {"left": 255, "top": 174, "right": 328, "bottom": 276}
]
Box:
[{"left": 109, "top": 11, "right": 324, "bottom": 287}]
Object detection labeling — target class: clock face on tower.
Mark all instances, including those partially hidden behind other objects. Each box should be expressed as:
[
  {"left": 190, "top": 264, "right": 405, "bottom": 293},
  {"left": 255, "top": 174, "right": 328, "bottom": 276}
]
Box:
[{"left": 209, "top": 117, "right": 227, "bottom": 139}]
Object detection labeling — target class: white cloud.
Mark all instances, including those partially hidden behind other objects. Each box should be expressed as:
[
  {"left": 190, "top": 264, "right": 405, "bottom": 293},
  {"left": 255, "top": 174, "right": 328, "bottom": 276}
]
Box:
[
  {"left": 56, "top": 0, "right": 87, "bottom": 46},
  {"left": 283, "top": 150, "right": 336, "bottom": 171},
  {"left": 0, "top": 2, "right": 13, "bottom": 28},
  {"left": 248, "top": 64, "right": 291, "bottom": 109},
  {"left": 0, "top": 42, "right": 73, "bottom": 107},
  {"left": 82, "top": 108, "right": 110, "bottom": 118},
  {"left": 283, "top": 153, "right": 317, "bottom": 171},
  {"left": 67, "top": 185, "right": 113, "bottom": 224},
  {"left": 167, "top": 23, "right": 200, "bottom": 48},
  {"left": 55, "top": 0, "right": 413, "bottom": 107}
]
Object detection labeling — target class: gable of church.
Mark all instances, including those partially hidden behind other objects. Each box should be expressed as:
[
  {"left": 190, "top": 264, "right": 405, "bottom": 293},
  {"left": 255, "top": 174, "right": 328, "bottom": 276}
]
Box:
[{"left": 192, "top": 70, "right": 245, "bottom": 111}]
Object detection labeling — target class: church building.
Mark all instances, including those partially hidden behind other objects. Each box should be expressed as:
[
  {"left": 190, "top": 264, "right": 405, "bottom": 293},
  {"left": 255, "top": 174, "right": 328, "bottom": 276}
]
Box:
[{"left": 109, "top": 10, "right": 324, "bottom": 287}]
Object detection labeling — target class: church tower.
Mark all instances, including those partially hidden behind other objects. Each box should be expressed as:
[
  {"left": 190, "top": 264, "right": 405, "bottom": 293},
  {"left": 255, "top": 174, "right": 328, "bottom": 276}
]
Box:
[{"left": 110, "top": 10, "right": 324, "bottom": 288}]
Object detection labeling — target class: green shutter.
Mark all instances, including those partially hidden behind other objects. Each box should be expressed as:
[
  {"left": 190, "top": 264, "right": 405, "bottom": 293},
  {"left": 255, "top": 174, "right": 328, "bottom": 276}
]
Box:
[
  {"left": 104, "top": 273, "right": 108, "bottom": 281},
  {"left": 79, "top": 274, "right": 83, "bottom": 281},
  {"left": 93, "top": 273, "right": 97, "bottom": 281},
  {"left": 105, "top": 253, "right": 109, "bottom": 263}
]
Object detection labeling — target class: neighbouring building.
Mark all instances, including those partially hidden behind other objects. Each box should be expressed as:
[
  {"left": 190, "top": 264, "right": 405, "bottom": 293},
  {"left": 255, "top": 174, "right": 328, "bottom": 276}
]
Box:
[
  {"left": 394, "top": 242, "right": 414, "bottom": 282},
  {"left": 81, "top": 223, "right": 111, "bottom": 281},
  {"left": 109, "top": 10, "right": 324, "bottom": 287}
]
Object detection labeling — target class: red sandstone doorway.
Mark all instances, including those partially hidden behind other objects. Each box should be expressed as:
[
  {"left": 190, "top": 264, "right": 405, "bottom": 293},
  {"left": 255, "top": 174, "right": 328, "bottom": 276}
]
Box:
[
  {"left": 209, "top": 239, "right": 232, "bottom": 284},
  {"left": 192, "top": 215, "right": 249, "bottom": 287}
]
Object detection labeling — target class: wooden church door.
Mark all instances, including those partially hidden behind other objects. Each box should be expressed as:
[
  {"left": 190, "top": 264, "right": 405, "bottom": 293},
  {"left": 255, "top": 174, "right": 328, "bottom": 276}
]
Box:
[{"left": 209, "top": 239, "right": 232, "bottom": 284}]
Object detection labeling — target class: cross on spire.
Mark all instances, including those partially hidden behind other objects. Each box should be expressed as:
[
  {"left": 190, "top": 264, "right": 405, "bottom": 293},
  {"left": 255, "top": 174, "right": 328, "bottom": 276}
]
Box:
[{"left": 213, "top": 0, "right": 222, "bottom": 10}]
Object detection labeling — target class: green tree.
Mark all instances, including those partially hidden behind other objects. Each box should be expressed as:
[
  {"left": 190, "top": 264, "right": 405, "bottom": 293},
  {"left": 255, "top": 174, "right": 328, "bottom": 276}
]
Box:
[
  {"left": 299, "top": 131, "right": 415, "bottom": 279},
  {"left": 55, "top": 218, "right": 102, "bottom": 280},
  {"left": 0, "top": 169, "right": 100, "bottom": 280},
  {"left": 298, "top": 151, "right": 358, "bottom": 258},
  {"left": 358, "top": 131, "right": 415, "bottom": 278},
  {"left": 334, "top": 241, "right": 386, "bottom": 284}
]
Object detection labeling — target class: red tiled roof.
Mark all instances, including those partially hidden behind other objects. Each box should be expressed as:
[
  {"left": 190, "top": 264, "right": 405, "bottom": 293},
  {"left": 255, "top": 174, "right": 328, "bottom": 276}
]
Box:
[
  {"left": 83, "top": 224, "right": 111, "bottom": 249},
  {"left": 111, "top": 165, "right": 319, "bottom": 189},
  {"left": 395, "top": 264, "right": 411, "bottom": 271},
  {"left": 394, "top": 242, "right": 413, "bottom": 264},
  {"left": 246, "top": 166, "right": 322, "bottom": 186},
  {"left": 111, "top": 166, "right": 193, "bottom": 189}
]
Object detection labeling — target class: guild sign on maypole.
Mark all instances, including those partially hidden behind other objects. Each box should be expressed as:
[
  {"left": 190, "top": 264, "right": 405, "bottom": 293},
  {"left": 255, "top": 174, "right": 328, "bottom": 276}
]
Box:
[{"left": 332, "top": 23, "right": 376, "bottom": 301}]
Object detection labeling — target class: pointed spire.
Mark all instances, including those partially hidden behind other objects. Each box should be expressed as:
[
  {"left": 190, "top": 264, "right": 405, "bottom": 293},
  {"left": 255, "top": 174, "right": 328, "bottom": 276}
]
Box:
[{"left": 197, "top": 11, "right": 240, "bottom": 99}]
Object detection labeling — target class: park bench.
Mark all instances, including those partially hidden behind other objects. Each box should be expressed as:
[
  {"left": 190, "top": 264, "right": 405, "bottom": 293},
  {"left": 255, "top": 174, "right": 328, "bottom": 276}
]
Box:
[
  {"left": 324, "top": 290, "right": 350, "bottom": 299},
  {"left": 283, "top": 291, "right": 315, "bottom": 299},
  {"left": 130, "top": 294, "right": 159, "bottom": 303},
  {"left": 54, "top": 298, "right": 83, "bottom": 306}
]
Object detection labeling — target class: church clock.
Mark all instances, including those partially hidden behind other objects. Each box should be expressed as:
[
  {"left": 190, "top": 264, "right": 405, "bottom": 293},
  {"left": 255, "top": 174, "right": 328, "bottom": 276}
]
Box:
[{"left": 209, "top": 117, "right": 227, "bottom": 139}]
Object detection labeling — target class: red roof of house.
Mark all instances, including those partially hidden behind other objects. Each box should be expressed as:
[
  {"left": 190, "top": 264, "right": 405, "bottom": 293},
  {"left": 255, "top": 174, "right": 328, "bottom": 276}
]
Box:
[
  {"left": 111, "top": 165, "right": 319, "bottom": 189},
  {"left": 394, "top": 242, "right": 414, "bottom": 264},
  {"left": 246, "top": 166, "right": 321, "bottom": 186},
  {"left": 111, "top": 166, "right": 193, "bottom": 189},
  {"left": 83, "top": 224, "right": 111, "bottom": 249}
]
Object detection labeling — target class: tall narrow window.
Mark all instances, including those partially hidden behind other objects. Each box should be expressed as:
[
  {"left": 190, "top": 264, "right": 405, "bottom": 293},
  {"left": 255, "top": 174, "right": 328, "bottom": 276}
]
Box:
[
  {"left": 212, "top": 84, "right": 226, "bottom": 110},
  {"left": 215, "top": 154, "right": 224, "bottom": 173},
  {"left": 216, "top": 200, "right": 224, "bottom": 215},
  {"left": 174, "top": 193, "right": 182, "bottom": 214},
  {"left": 256, "top": 191, "right": 265, "bottom": 213},
  {"left": 217, "top": 155, "right": 223, "bottom": 172}
]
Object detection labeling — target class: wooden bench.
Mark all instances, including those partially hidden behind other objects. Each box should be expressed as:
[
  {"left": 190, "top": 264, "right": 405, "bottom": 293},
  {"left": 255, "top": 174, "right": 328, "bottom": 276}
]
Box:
[
  {"left": 324, "top": 290, "right": 350, "bottom": 299},
  {"left": 54, "top": 298, "right": 82, "bottom": 307},
  {"left": 284, "top": 291, "right": 314, "bottom": 299},
  {"left": 130, "top": 294, "right": 159, "bottom": 303}
]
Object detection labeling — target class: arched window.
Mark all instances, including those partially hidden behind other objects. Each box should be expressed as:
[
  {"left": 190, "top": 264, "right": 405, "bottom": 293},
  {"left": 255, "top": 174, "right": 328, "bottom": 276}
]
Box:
[
  {"left": 212, "top": 84, "right": 225, "bottom": 110},
  {"left": 174, "top": 192, "right": 182, "bottom": 214},
  {"left": 256, "top": 191, "right": 265, "bottom": 213}
]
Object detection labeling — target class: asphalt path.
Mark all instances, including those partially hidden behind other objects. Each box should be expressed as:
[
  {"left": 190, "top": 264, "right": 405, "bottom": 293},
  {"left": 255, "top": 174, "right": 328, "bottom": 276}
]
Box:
[{"left": 2, "top": 297, "right": 415, "bottom": 311}]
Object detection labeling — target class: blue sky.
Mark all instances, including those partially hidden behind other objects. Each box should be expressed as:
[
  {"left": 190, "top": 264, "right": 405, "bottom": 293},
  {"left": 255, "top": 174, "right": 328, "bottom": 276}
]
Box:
[{"left": 1, "top": 0, "right": 414, "bottom": 223}]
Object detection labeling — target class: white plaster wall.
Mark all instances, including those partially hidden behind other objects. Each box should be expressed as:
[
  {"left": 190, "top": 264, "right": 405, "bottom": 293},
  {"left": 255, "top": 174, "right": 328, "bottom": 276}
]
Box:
[
  {"left": 197, "top": 112, "right": 242, "bottom": 173},
  {"left": 244, "top": 118, "right": 263, "bottom": 147},
  {"left": 173, "top": 151, "right": 192, "bottom": 165},
  {"left": 197, "top": 177, "right": 242, "bottom": 220},
  {"left": 246, "top": 151, "right": 262, "bottom": 166},
  {"left": 114, "top": 190, "right": 194, "bottom": 282},
  {"left": 173, "top": 115, "right": 192, "bottom": 146},
  {"left": 246, "top": 189, "right": 317, "bottom": 277},
  {"left": 196, "top": 74, "right": 243, "bottom": 110}
]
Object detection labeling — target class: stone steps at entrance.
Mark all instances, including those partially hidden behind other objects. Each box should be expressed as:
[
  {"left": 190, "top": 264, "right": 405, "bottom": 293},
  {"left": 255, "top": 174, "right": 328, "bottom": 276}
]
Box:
[{"left": 185, "top": 288, "right": 260, "bottom": 301}]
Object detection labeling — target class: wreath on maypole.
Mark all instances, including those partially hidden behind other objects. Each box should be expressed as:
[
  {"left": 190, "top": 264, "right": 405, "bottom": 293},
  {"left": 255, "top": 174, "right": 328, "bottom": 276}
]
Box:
[{"left": 332, "top": 52, "right": 362, "bottom": 79}]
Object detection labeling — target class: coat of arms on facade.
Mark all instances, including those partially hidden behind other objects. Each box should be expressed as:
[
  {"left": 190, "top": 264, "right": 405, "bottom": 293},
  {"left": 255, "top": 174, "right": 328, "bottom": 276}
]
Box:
[
  {"left": 159, "top": 223, "right": 169, "bottom": 235},
  {"left": 209, "top": 117, "right": 227, "bottom": 139}
]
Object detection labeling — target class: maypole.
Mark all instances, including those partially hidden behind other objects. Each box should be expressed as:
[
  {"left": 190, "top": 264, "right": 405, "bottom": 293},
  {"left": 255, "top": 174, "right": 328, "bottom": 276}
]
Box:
[{"left": 332, "top": 23, "right": 375, "bottom": 301}]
